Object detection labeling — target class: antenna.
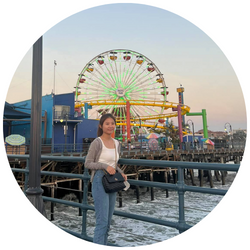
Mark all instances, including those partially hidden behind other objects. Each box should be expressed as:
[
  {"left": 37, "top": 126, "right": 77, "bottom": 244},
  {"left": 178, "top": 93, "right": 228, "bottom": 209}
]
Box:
[{"left": 53, "top": 60, "right": 57, "bottom": 95}]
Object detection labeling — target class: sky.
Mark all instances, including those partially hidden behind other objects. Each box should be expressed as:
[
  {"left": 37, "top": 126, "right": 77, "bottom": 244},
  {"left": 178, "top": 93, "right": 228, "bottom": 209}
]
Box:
[
  {"left": 5, "top": 3, "right": 247, "bottom": 132},
  {"left": 1, "top": 1, "right": 250, "bottom": 250}
]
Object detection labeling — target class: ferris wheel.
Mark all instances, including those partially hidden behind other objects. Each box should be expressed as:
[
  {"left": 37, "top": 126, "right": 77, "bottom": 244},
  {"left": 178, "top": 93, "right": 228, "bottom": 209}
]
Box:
[{"left": 75, "top": 49, "right": 170, "bottom": 127}]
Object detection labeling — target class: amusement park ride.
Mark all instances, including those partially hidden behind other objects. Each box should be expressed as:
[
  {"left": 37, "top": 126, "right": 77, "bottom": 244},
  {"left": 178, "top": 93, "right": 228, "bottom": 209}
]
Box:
[{"left": 74, "top": 49, "right": 207, "bottom": 140}]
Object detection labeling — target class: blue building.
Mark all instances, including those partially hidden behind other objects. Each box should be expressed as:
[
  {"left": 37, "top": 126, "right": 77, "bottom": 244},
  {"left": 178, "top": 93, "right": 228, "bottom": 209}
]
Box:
[{"left": 4, "top": 92, "right": 99, "bottom": 153}]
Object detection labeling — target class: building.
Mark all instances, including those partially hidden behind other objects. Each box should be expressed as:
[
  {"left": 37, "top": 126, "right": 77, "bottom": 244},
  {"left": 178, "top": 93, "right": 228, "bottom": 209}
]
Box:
[
  {"left": 3, "top": 92, "right": 99, "bottom": 153},
  {"left": 195, "top": 129, "right": 226, "bottom": 139}
]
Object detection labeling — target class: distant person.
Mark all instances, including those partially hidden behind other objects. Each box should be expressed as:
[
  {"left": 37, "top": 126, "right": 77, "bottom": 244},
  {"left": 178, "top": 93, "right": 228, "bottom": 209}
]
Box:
[
  {"left": 85, "top": 113, "right": 127, "bottom": 245},
  {"left": 194, "top": 140, "right": 197, "bottom": 149}
]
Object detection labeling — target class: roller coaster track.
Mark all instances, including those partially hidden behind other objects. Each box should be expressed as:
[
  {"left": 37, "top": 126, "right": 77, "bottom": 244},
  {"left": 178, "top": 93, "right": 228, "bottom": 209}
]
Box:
[{"left": 75, "top": 100, "right": 190, "bottom": 129}]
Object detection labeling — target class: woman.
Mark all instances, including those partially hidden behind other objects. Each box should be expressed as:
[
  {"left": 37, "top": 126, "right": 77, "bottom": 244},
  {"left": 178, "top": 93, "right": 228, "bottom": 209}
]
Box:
[{"left": 85, "top": 113, "right": 127, "bottom": 245}]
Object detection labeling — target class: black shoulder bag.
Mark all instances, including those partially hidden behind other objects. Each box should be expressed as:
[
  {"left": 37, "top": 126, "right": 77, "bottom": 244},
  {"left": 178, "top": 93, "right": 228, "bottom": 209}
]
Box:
[{"left": 102, "top": 141, "right": 126, "bottom": 193}]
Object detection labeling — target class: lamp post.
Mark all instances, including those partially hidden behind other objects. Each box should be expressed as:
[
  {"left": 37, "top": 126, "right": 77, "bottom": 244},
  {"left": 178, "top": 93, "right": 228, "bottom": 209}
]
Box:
[
  {"left": 186, "top": 119, "right": 195, "bottom": 149},
  {"left": 26, "top": 36, "right": 46, "bottom": 216},
  {"left": 224, "top": 122, "right": 233, "bottom": 148}
]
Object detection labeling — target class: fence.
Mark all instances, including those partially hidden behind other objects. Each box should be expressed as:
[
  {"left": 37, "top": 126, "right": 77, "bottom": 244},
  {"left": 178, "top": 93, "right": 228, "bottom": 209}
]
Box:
[
  {"left": 9, "top": 154, "right": 239, "bottom": 246},
  {"left": 6, "top": 139, "right": 245, "bottom": 155}
]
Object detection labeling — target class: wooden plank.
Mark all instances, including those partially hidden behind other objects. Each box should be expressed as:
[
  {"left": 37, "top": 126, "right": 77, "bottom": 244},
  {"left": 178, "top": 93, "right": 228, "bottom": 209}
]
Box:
[{"left": 6, "top": 145, "right": 26, "bottom": 155}]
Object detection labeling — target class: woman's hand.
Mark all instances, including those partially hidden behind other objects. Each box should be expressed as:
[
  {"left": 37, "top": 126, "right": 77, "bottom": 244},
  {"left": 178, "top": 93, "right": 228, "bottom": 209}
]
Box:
[
  {"left": 121, "top": 173, "right": 127, "bottom": 181},
  {"left": 106, "top": 166, "right": 116, "bottom": 175}
]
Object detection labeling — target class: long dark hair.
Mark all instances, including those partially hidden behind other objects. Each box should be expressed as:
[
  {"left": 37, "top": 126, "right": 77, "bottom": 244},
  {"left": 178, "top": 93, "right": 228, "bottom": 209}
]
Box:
[{"left": 97, "top": 113, "right": 116, "bottom": 137}]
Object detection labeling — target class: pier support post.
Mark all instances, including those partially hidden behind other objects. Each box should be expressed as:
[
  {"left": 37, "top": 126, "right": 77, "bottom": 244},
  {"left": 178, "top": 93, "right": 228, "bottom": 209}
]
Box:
[
  {"left": 189, "top": 159, "right": 196, "bottom": 186},
  {"left": 236, "top": 156, "right": 240, "bottom": 164},
  {"left": 215, "top": 170, "right": 221, "bottom": 181},
  {"left": 208, "top": 170, "right": 213, "bottom": 188},
  {"left": 198, "top": 158, "right": 203, "bottom": 187},
  {"left": 205, "top": 157, "right": 214, "bottom": 188},
  {"left": 135, "top": 174, "right": 140, "bottom": 203},
  {"left": 199, "top": 169, "right": 204, "bottom": 187},
  {"left": 50, "top": 184, "right": 55, "bottom": 221},
  {"left": 118, "top": 191, "right": 123, "bottom": 208},
  {"left": 164, "top": 170, "right": 169, "bottom": 198},
  {"left": 150, "top": 171, "right": 154, "bottom": 201},
  {"left": 172, "top": 169, "right": 177, "bottom": 183},
  {"left": 220, "top": 157, "right": 225, "bottom": 185}
]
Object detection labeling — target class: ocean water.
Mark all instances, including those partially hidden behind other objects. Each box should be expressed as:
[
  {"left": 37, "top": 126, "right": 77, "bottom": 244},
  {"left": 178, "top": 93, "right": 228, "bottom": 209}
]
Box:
[{"left": 45, "top": 171, "right": 236, "bottom": 247}]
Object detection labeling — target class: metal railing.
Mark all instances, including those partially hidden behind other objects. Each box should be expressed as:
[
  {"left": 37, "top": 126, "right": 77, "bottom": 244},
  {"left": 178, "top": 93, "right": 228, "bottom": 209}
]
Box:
[
  {"left": 6, "top": 140, "right": 245, "bottom": 155},
  {"left": 9, "top": 154, "right": 239, "bottom": 246}
]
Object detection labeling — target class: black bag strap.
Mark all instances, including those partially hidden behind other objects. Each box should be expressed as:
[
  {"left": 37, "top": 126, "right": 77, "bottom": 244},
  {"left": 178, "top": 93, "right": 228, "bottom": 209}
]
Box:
[{"left": 114, "top": 139, "right": 117, "bottom": 170}]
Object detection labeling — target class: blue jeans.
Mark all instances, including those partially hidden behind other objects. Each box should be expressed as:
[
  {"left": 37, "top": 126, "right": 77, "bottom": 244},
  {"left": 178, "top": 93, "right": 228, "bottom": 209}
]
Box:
[{"left": 92, "top": 170, "right": 117, "bottom": 245}]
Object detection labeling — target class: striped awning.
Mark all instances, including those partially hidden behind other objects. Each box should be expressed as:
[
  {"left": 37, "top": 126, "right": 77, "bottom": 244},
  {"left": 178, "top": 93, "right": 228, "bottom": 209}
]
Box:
[{"left": 5, "top": 134, "right": 26, "bottom": 146}]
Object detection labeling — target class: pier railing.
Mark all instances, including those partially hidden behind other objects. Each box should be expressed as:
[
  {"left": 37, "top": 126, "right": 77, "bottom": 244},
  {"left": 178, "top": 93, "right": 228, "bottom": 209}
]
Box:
[
  {"left": 8, "top": 154, "right": 239, "bottom": 246},
  {"left": 7, "top": 141, "right": 245, "bottom": 156}
]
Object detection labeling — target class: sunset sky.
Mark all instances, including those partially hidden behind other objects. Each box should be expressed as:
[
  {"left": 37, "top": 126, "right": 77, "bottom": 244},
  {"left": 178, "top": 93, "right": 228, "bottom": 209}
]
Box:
[{"left": 5, "top": 3, "right": 247, "bottom": 132}]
